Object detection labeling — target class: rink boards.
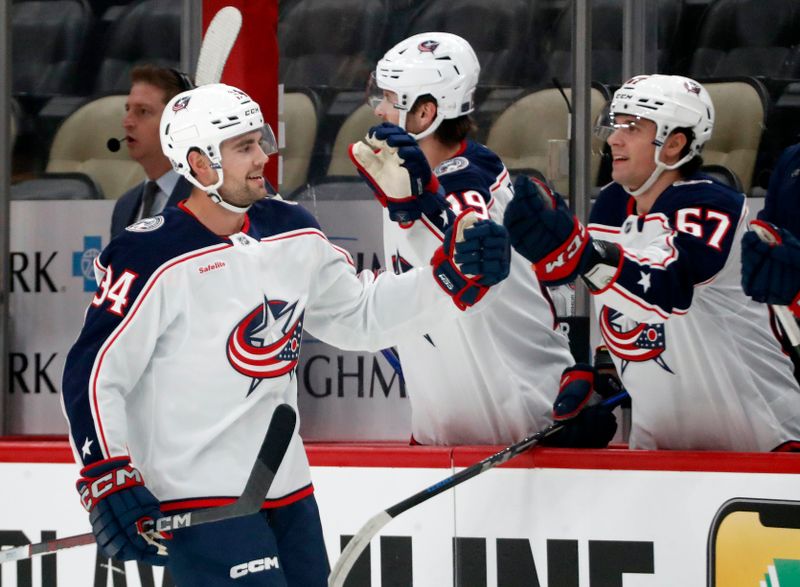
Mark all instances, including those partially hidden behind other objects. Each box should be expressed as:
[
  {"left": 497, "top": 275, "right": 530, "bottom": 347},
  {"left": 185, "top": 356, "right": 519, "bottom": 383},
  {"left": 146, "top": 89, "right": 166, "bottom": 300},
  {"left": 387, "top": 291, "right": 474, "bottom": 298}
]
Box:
[{"left": 0, "top": 441, "right": 798, "bottom": 586}]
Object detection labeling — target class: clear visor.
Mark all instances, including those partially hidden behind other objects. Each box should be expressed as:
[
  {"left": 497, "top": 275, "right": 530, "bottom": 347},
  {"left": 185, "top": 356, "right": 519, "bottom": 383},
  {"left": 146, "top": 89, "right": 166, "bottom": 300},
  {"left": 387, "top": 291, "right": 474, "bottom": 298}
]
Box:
[
  {"left": 258, "top": 124, "right": 278, "bottom": 156},
  {"left": 593, "top": 102, "right": 645, "bottom": 141},
  {"left": 366, "top": 72, "right": 401, "bottom": 110}
]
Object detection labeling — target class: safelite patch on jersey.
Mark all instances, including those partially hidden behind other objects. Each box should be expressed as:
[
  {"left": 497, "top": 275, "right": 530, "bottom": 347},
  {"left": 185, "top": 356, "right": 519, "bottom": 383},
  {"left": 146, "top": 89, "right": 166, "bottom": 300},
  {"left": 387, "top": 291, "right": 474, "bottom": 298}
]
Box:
[
  {"left": 435, "top": 156, "right": 469, "bottom": 176},
  {"left": 126, "top": 216, "right": 165, "bottom": 232}
]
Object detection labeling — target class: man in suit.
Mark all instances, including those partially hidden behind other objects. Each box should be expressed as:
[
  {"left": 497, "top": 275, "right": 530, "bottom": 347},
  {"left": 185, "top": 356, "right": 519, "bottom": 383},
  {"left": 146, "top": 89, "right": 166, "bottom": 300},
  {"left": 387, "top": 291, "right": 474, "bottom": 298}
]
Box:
[{"left": 110, "top": 65, "right": 193, "bottom": 238}]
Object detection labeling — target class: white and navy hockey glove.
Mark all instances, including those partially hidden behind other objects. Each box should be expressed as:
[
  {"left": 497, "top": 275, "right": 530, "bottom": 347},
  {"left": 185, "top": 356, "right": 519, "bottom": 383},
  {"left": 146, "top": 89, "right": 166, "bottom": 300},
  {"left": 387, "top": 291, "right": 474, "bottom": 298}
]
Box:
[
  {"left": 504, "top": 175, "right": 622, "bottom": 289},
  {"left": 77, "top": 457, "right": 169, "bottom": 565},
  {"left": 430, "top": 209, "right": 510, "bottom": 310},
  {"left": 742, "top": 220, "right": 800, "bottom": 317},
  {"left": 349, "top": 122, "right": 449, "bottom": 227}
]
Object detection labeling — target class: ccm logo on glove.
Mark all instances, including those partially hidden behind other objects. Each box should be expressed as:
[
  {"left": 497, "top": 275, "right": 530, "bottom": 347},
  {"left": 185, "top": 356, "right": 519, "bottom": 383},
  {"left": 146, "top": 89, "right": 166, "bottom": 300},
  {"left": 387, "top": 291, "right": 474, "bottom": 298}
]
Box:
[{"left": 78, "top": 464, "right": 144, "bottom": 511}]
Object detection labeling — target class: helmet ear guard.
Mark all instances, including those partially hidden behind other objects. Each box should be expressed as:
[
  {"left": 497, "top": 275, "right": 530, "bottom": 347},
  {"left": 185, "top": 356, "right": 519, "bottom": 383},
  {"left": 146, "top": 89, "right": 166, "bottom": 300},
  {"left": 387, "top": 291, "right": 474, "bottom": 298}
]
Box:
[{"left": 371, "top": 32, "right": 480, "bottom": 140}]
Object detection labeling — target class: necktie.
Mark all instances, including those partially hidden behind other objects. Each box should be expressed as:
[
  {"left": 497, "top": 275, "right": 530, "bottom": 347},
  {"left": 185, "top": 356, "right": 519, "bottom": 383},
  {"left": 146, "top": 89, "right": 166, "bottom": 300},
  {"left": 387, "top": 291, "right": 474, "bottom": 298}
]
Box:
[{"left": 141, "top": 181, "right": 159, "bottom": 219}]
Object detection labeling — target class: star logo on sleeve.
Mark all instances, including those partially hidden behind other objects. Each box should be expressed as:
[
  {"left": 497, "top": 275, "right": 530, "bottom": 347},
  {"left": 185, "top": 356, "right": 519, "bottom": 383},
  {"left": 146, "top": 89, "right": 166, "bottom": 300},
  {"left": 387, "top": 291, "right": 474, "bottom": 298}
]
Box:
[
  {"left": 81, "top": 438, "right": 93, "bottom": 458},
  {"left": 637, "top": 271, "right": 652, "bottom": 293}
]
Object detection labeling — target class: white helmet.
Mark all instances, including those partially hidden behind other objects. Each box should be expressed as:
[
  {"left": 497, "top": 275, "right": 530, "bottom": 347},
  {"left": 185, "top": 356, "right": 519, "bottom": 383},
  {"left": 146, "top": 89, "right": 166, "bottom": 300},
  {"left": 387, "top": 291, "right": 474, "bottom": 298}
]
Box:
[
  {"left": 596, "top": 74, "right": 715, "bottom": 196},
  {"left": 160, "top": 83, "right": 277, "bottom": 212},
  {"left": 370, "top": 32, "right": 480, "bottom": 140}
]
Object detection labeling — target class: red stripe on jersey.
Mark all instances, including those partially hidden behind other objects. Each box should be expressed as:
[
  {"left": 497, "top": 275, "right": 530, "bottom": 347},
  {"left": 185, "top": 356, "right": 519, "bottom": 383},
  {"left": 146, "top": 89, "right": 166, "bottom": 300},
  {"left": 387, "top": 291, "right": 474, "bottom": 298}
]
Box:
[{"left": 159, "top": 484, "right": 314, "bottom": 512}]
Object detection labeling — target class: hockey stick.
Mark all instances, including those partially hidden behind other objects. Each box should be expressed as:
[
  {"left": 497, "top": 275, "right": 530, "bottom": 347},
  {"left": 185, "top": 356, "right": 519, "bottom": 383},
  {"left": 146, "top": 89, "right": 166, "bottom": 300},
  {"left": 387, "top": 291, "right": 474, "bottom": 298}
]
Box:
[
  {"left": 0, "top": 403, "right": 297, "bottom": 565},
  {"left": 194, "top": 6, "right": 243, "bottom": 86},
  {"left": 750, "top": 222, "right": 800, "bottom": 356},
  {"left": 328, "top": 391, "right": 629, "bottom": 587}
]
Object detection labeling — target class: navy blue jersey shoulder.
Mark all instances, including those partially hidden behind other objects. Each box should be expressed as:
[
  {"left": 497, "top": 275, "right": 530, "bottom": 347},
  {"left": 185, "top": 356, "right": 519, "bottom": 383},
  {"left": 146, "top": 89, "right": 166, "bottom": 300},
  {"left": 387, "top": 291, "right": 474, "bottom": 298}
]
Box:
[
  {"left": 101, "top": 206, "right": 221, "bottom": 280},
  {"left": 434, "top": 140, "right": 505, "bottom": 198},
  {"left": 245, "top": 197, "right": 321, "bottom": 239},
  {"left": 650, "top": 176, "right": 744, "bottom": 219},
  {"left": 589, "top": 182, "right": 632, "bottom": 227}
]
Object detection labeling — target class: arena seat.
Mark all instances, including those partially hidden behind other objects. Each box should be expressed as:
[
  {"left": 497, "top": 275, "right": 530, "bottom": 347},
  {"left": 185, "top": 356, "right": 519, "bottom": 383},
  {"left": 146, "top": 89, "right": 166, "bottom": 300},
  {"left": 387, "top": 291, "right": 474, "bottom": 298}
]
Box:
[
  {"left": 485, "top": 86, "right": 610, "bottom": 194},
  {"left": 700, "top": 164, "right": 744, "bottom": 193},
  {"left": 11, "top": 172, "right": 103, "bottom": 200},
  {"left": 281, "top": 91, "right": 321, "bottom": 195},
  {"left": 46, "top": 94, "right": 145, "bottom": 199},
  {"left": 402, "top": 0, "right": 540, "bottom": 87},
  {"left": 91, "top": 0, "right": 182, "bottom": 94},
  {"left": 543, "top": 0, "right": 684, "bottom": 87},
  {"left": 279, "top": 0, "right": 389, "bottom": 89},
  {"left": 701, "top": 78, "right": 769, "bottom": 192},
  {"left": 12, "top": 0, "right": 94, "bottom": 102},
  {"left": 688, "top": 0, "right": 800, "bottom": 78},
  {"left": 325, "top": 103, "right": 376, "bottom": 177}
]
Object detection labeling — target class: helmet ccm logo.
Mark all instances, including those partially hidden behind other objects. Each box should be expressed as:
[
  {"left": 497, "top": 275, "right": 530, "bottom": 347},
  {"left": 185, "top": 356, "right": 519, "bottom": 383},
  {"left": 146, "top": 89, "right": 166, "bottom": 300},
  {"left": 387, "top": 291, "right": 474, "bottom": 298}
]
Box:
[{"left": 418, "top": 39, "right": 439, "bottom": 53}]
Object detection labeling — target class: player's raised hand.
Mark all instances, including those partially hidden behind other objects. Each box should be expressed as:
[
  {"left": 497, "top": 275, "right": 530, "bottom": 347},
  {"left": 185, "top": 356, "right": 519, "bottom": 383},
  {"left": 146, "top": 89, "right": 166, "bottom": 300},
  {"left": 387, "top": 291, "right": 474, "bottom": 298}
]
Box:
[
  {"left": 503, "top": 175, "right": 594, "bottom": 285},
  {"left": 430, "top": 209, "right": 510, "bottom": 310},
  {"left": 76, "top": 457, "right": 169, "bottom": 565},
  {"left": 349, "top": 122, "right": 448, "bottom": 226},
  {"left": 742, "top": 220, "right": 800, "bottom": 315}
]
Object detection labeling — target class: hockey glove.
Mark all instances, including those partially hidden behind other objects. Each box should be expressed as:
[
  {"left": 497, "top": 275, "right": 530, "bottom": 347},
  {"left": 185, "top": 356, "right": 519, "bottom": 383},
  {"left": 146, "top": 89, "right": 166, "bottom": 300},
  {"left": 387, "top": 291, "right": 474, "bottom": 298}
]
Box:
[
  {"left": 541, "top": 364, "right": 619, "bottom": 449},
  {"left": 431, "top": 209, "right": 511, "bottom": 310},
  {"left": 77, "top": 457, "right": 169, "bottom": 565},
  {"left": 742, "top": 220, "right": 800, "bottom": 317},
  {"left": 504, "top": 175, "right": 623, "bottom": 289},
  {"left": 349, "top": 122, "right": 449, "bottom": 226}
]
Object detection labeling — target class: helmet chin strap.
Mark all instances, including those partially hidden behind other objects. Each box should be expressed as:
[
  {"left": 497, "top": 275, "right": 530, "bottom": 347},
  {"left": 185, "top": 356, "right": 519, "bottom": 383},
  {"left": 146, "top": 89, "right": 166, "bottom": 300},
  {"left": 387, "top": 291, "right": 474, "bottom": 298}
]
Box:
[
  {"left": 624, "top": 145, "right": 694, "bottom": 198},
  {"left": 208, "top": 191, "right": 252, "bottom": 213},
  {"left": 397, "top": 108, "right": 446, "bottom": 142},
  {"left": 187, "top": 168, "right": 253, "bottom": 213}
]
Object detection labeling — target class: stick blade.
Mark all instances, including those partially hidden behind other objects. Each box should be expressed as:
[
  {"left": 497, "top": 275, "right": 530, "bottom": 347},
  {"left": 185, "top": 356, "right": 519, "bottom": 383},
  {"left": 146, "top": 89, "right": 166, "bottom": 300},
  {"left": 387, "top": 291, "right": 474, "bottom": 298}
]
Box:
[
  {"left": 328, "top": 511, "right": 392, "bottom": 587},
  {"left": 194, "top": 6, "right": 243, "bottom": 86}
]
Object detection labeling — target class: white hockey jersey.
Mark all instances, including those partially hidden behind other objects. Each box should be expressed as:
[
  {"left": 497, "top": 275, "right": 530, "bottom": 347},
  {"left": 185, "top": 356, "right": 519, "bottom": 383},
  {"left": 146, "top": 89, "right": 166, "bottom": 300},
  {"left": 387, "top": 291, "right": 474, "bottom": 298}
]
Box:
[
  {"left": 589, "top": 178, "right": 800, "bottom": 451},
  {"left": 383, "top": 141, "right": 574, "bottom": 445},
  {"left": 61, "top": 199, "right": 469, "bottom": 510}
]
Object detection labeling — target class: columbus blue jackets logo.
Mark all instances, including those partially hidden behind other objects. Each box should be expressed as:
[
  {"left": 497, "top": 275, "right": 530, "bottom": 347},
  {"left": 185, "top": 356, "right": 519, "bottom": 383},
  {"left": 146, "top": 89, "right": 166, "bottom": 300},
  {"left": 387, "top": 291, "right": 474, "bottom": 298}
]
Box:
[
  {"left": 418, "top": 40, "right": 439, "bottom": 53},
  {"left": 599, "top": 306, "right": 673, "bottom": 375},
  {"left": 172, "top": 96, "right": 191, "bottom": 112},
  {"left": 227, "top": 296, "right": 304, "bottom": 395},
  {"left": 684, "top": 80, "right": 702, "bottom": 95}
]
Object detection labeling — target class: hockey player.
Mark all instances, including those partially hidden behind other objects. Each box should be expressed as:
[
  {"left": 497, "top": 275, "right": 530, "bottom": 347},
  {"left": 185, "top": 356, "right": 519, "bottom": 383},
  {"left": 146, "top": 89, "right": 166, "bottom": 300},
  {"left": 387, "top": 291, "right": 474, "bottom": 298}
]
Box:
[
  {"left": 61, "top": 83, "right": 511, "bottom": 584},
  {"left": 353, "top": 32, "right": 576, "bottom": 446},
  {"left": 503, "top": 74, "right": 800, "bottom": 451}
]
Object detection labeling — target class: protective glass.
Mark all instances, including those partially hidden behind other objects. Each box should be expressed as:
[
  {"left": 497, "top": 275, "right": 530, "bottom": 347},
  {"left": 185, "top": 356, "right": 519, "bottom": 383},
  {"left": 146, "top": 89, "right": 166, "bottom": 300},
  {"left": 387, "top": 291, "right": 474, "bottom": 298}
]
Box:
[
  {"left": 365, "top": 72, "right": 400, "bottom": 110},
  {"left": 593, "top": 103, "right": 644, "bottom": 141},
  {"left": 259, "top": 124, "right": 279, "bottom": 156}
]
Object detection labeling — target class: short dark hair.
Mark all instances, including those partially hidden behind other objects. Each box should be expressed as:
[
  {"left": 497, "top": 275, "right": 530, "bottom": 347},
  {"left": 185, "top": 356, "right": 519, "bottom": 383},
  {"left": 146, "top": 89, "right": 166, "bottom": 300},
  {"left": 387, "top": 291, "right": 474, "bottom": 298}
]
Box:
[
  {"left": 411, "top": 95, "right": 475, "bottom": 146},
  {"left": 673, "top": 127, "right": 703, "bottom": 177},
  {"left": 130, "top": 64, "right": 187, "bottom": 105}
]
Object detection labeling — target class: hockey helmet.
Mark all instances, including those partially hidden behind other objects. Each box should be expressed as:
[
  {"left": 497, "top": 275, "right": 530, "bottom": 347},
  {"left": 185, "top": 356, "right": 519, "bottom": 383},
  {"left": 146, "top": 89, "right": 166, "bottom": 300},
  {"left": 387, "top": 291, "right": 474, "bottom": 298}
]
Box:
[
  {"left": 594, "top": 74, "right": 715, "bottom": 195},
  {"left": 160, "top": 83, "right": 277, "bottom": 210},
  {"left": 369, "top": 32, "right": 480, "bottom": 140}
]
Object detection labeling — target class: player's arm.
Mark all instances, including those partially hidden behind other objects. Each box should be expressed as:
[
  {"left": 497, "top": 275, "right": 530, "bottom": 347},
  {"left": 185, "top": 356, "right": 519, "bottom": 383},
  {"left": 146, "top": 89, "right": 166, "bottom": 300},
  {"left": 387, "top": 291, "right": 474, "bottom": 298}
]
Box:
[
  {"left": 62, "top": 241, "right": 170, "bottom": 563},
  {"left": 503, "top": 175, "right": 739, "bottom": 322},
  {"left": 303, "top": 210, "right": 510, "bottom": 351},
  {"left": 742, "top": 220, "right": 800, "bottom": 317}
]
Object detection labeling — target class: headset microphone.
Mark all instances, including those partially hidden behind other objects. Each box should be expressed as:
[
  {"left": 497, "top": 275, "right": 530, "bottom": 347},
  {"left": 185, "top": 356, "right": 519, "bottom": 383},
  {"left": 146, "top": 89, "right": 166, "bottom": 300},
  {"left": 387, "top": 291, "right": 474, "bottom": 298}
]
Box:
[{"left": 106, "top": 137, "right": 126, "bottom": 152}]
